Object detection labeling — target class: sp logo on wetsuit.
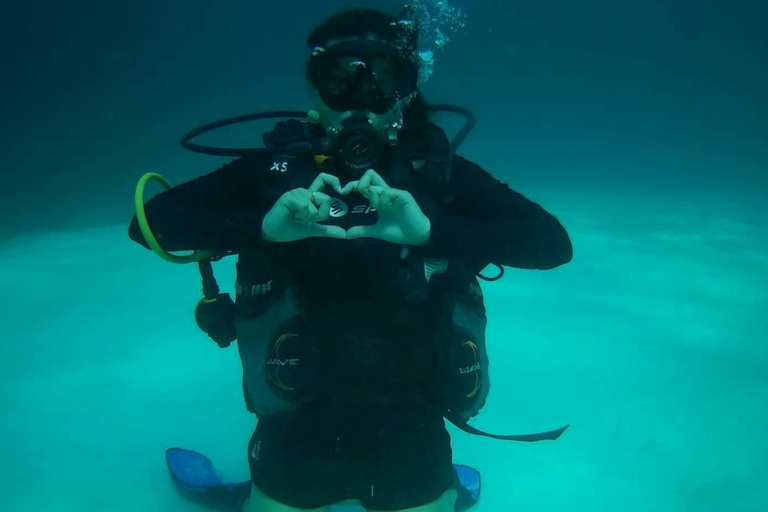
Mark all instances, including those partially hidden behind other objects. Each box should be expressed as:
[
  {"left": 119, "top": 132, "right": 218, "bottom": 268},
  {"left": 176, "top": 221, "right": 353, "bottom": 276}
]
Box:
[{"left": 329, "top": 198, "right": 376, "bottom": 218}]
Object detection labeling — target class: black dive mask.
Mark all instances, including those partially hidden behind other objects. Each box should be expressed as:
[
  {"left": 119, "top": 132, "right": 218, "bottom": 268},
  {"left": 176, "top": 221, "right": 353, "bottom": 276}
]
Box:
[{"left": 308, "top": 39, "right": 419, "bottom": 115}]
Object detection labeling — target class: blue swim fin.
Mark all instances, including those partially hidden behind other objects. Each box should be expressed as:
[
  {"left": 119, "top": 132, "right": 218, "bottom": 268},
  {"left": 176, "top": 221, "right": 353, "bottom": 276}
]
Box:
[
  {"left": 166, "top": 447, "right": 481, "bottom": 511},
  {"left": 166, "top": 447, "right": 251, "bottom": 510},
  {"left": 453, "top": 463, "right": 481, "bottom": 512}
]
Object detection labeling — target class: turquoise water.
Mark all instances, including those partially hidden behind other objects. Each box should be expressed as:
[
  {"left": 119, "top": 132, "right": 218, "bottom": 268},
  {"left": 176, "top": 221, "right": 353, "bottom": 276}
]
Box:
[
  {"left": 1, "top": 0, "right": 766, "bottom": 510},
  {"left": 2, "top": 183, "right": 766, "bottom": 510}
]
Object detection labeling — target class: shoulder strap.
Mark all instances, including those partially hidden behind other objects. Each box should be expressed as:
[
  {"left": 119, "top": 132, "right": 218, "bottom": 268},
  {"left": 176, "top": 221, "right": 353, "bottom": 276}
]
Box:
[
  {"left": 398, "top": 123, "right": 451, "bottom": 183},
  {"left": 262, "top": 119, "right": 325, "bottom": 150}
]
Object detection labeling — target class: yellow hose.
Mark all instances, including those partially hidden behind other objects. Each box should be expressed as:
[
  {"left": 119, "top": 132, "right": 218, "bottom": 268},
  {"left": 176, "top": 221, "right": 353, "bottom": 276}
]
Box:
[{"left": 134, "top": 172, "right": 213, "bottom": 263}]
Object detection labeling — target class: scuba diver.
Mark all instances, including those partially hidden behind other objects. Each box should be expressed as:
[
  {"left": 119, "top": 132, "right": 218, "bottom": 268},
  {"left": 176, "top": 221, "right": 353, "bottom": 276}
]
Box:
[{"left": 130, "top": 7, "right": 573, "bottom": 512}]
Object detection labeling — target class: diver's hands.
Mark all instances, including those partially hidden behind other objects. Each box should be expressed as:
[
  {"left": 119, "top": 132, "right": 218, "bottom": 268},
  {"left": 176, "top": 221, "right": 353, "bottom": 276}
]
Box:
[
  {"left": 263, "top": 170, "right": 431, "bottom": 245},
  {"left": 262, "top": 173, "right": 347, "bottom": 242},
  {"left": 341, "top": 169, "right": 431, "bottom": 246}
]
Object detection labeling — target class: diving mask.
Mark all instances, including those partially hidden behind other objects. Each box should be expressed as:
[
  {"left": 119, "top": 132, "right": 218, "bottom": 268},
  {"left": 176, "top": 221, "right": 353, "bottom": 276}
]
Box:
[{"left": 308, "top": 39, "right": 419, "bottom": 114}]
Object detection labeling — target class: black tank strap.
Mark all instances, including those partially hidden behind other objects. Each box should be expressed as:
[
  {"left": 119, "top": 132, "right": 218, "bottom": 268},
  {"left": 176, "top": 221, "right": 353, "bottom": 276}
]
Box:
[{"left": 448, "top": 417, "right": 570, "bottom": 442}]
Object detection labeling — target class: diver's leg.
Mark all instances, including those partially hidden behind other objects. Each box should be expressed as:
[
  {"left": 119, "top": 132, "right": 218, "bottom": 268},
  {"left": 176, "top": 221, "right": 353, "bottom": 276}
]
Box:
[
  {"left": 247, "top": 417, "right": 342, "bottom": 512},
  {"left": 242, "top": 483, "right": 333, "bottom": 512},
  {"left": 366, "top": 489, "right": 458, "bottom": 512},
  {"left": 361, "top": 408, "right": 458, "bottom": 512}
]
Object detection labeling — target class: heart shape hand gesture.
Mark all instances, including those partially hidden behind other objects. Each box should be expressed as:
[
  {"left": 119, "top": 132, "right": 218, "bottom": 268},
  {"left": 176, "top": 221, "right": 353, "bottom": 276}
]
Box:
[{"left": 262, "top": 169, "right": 431, "bottom": 246}]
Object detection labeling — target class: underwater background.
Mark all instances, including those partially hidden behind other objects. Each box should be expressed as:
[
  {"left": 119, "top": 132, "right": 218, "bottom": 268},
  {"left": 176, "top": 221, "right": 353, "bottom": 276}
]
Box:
[{"left": 1, "top": 0, "right": 766, "bottom": 510}]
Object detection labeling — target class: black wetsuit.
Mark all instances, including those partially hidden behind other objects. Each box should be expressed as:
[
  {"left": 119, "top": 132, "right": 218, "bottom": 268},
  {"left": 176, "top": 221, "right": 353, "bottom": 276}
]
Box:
[{"left": 128, "top": 146, "right": 572, "bottom": 509}]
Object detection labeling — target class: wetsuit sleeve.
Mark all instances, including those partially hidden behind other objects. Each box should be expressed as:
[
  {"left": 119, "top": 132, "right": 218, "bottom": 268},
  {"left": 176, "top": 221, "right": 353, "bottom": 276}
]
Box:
[
  {"left": 420, "top": 156, "right": 573, "bottom": 270},
  {"left": 128, "top": 156, "right": 279, "bottom": 253}
]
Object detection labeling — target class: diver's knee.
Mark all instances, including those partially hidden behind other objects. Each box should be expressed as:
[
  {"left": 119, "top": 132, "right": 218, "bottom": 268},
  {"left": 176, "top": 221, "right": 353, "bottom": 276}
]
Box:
[
  {"left": 242, "top": 483, "right": 332, "bottom": 512},
  {"left": 377, "top": 488, "right": 458, "bottom": 512},
  {"left": 427, "top": 489, "right": 458, "bottom": 512}
]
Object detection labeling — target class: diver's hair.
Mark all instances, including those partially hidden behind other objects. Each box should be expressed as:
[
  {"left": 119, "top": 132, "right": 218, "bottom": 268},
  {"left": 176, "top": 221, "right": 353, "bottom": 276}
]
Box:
[
  {"left": 307, "top": 8, "right": 405, "bottom": 49},
  {"left": 306, "top": 8, "right": 432, "bottom": 127}
]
